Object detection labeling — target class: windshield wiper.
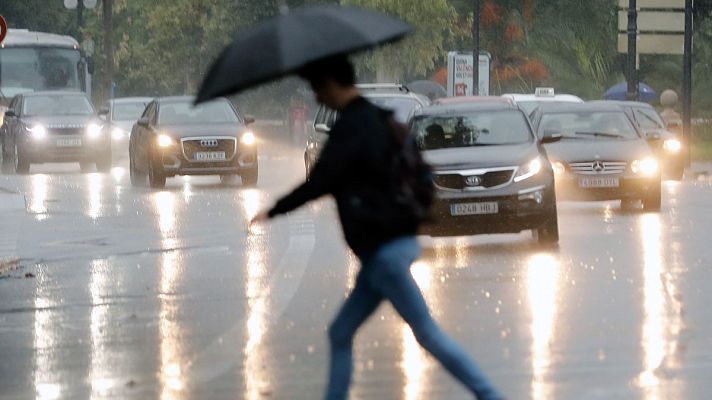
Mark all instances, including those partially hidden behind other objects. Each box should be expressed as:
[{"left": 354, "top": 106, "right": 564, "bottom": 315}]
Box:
[{"left": 574, "top": 131, "right": 625, "bottom": 139}]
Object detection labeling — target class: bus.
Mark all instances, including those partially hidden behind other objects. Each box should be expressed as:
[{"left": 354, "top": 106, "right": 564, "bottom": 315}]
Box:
[{"left": 0, "top": 28, "right": 93, "bottom": 122}]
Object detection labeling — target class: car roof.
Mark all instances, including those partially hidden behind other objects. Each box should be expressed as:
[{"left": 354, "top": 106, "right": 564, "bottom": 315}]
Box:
[
  {"left": 20, "top": 91, "right": 88, "bottom": 98},
  {"left": 110, "top": 97, "right": 154, "bottom": 104},
  {"left": 2, "top": 29, "right": 78, "bottom": 48},
  {"left": 434, "top": 96, "right": 512, "bottom": 105},
  {"left": 503, "top": 93, "right": 584, "bottom": 103},
  {"left": 588, "top": 100, "right": 653, "bottom": 109},
  {"left": 534, "top": 102, "right": 626, "bottom": 113},
  {"left": 416, "top": 102, "right": 519, "bottom": 116}
]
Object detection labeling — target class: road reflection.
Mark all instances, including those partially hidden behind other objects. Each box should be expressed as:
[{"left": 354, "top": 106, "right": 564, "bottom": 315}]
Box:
[
  {"left": 33, "top": 277, "right": 61, "bottom": 400},
  {"left": 29, "top": 174, "right": 49, "bottom": 220},
  {"left": 86, "top": 173, "right": 103, "bottom": 219},
  {"left": 241, "top": 190, "right": 272, "bottom": 399},
  {"left": 526, "top": 253, "right": 562, "bottom": 400},
  {"left": 153, "top": 191, "right": 186, "bottom": 399},
  {"left": 637, "top": 213, "right": 684, "bottom": 398},
  {"left": 89, "top": 259, "right": 115, "bottom": 398}
]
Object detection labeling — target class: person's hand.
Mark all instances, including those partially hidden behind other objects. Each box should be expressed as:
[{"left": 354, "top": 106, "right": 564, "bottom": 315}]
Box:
[{"left": 250, "top": 210, "right": 270, "bottom": 228}]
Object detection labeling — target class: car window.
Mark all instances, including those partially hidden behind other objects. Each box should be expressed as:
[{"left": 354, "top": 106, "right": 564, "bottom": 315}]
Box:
[
  {"left": 633, "top": 107, "right": 665, "bottom": 130},
  {"left": 537, "top": 111, "right": 639, "bottom": 140},
  {"left": 412, "top": 110, "right": 533, "bottom": 150},
  {"left": 158, "top": 100, "right": 239, "bottom": 125},
  {"left": 22, "top": 95, "right": 94, "bottom": 116},
  {"left": 113, "top": 102, "right": 149, "bottom": 121}
]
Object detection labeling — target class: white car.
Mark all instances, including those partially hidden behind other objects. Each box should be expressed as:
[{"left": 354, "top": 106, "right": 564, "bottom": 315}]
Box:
[{"left": 502, "top": 88, "right": 583, "bottom": 116}]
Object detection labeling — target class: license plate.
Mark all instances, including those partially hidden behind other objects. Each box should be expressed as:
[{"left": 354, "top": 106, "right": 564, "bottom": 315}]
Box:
[
  {"left": 194, "top": 151, "right": 226, "bottom": 161},
  {"left": 56, "top": 138, "right": 82, "bottom": 147},
  {"left": 578, "top": 177, "right": 620, "bottom": 188},
  {"left": 450, "top": 201, "right": 499, "bottom": 216}
]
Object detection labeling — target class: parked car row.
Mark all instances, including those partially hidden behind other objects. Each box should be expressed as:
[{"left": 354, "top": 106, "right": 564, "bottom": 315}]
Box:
[{"left": 0, "top": 92, "right": 259, "bottom": 188}]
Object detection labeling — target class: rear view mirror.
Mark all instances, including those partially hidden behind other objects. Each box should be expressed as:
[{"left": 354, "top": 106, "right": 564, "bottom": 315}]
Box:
[
  {"left": 244, "top": 115, "right": 256, "bottom": 125},
  {"left": 315, "top": 123, "right": 331, "bottom": 134},
  {"left": 137, "top": 117, "right": 150, "bottom": 127},
  {"left": 3, "top": 110, "right": 16, "bottom": 118}
]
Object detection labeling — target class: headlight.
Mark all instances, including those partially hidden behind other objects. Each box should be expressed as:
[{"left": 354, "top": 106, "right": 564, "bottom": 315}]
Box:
[
  {"left": 86, "top": 123, "right": 103, "bottom": 139},
  {"left": 157, "top": 134, "right": 174, "bottom": 147},
  {"left": 663, "top": 139, "right": 682, "bottom": 152},
  {"left": 631, "top": 157, "right": 659, "bottom": 176},
  {"left": 240, "top": 131, "right": 256, "bottom": 145},
  {"left": 514, "top": 157, "right": 543, "bottom": 182},
  {"left": 112, "top": 127, "right": 126, "bottom": 140},
  {"left": 552, "top": 161, "right": 566, "bottom": 175},
  {"left": 28, "top": 125, "right": 47, "bottom": 140}
]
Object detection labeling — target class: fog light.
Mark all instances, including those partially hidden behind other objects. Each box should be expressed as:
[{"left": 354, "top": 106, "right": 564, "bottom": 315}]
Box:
[
  {"left": 30, "top": 125, "right": 47, "bottom": 140},
  {"left": 157, "top": 134, "right": 174, "bottom": 148},
  {"left": 663, "top": 139, "right": 682, "bottom": 152},
  {"left": 518, "top": 189, "right": 544, "bottom": 204},
  {"left": 241, "top": 131, "right": 256, "bottom": 146},
  {"left": 632, "top": 157, "right": 658, "bottom": 176}
]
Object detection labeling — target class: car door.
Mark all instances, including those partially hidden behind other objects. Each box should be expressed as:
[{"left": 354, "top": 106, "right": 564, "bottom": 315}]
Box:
[
  {"left": 5, "top": 96, "right": 22, "bottom": 149},
  {"left": 133, "top": 102, "right": 156, "bottom": 171}
]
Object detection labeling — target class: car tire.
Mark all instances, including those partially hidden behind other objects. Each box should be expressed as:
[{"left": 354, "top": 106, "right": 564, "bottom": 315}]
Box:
[
  {"left": 14, "top": 143, "right": 30, "bottom": 174},
  {"left": 96, "top": 148, "right": 112, "bottom": 173},
  {"left": 220, "top": 174, "right": 239, "bottom": 185},
  {"left": 241, "top": 165, "right": 258, "bottom": 186},
  {"left": 642, "top": 184, "right": 662, "bottom": 212},
  {"left": 147, "top": 149, "right": 166, "bottom": 189},
  {"left": 535, "top": 208, "right": 559, "bottom": 245},
  {"left": 129, "top": 152, "right": 147, "bottom": 187}
]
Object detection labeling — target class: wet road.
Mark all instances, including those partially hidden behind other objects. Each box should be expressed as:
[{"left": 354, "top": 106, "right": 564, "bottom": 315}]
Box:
[{"left": 1, "top": 136, "right": 712, "bottom": 399}]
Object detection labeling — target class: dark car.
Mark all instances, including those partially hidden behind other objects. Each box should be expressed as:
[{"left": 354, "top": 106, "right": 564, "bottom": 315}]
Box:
[
  {"left": 589, "top": 100, "right": 685, "bottom": 180},
  {"left": 530, "top": 102, "right": 662, "bottom": 211},
  {"left": 413, "top": 102, "right": 560, "bottom": 243},
  {"left": 0, "top": 91, "right": 109, "bottom": 174},
  {"left": 128, "top": 96, "right": 257, "bottom": 188},
  {"left": 99, "top": 97, "right": 153, "bottom": 162},
  {"left": 304, "top": 84, "right": 429, "bottom": 177}
]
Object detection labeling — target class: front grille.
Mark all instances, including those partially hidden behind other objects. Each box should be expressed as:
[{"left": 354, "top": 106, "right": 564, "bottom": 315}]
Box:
[
  {"left": 182, "top": 137, "right": 236, "bottom": 161},
  {"left": 48, "top": 128, "right": 84, "bottom": 136},
  {"left": 569, "top": 161, "right": 627, "bottom": 175},
  {"left": 434, "top": 168, "right": 515, "bottom": 190}
]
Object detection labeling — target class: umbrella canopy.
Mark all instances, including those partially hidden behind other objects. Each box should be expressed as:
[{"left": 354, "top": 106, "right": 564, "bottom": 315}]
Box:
[
  {"left": 603, "top": 82, "right": 657, "bottom": 102},
  {"left": 196, "top": 6, "right": 412, "bottom": 103},
  {"left": 406, "top": 80, "right": 446, "bottom": 100}
]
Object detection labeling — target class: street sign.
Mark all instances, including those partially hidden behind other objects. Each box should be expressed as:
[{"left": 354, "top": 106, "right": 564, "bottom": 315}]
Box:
[
  {"left": 618, "top": 0, "right": 684, "bottom": 8},
  {"left": 0, "top": 16, "right": 7, "bottom": 45},
  {"left": 447, "top": 52, "right": 490, "bottom": 97},
  {"left": 617, "top": 33, "right": 684, "bottom": 54},
  {"left": 618, "top": 11, "right": 684, "bottom": 32}
]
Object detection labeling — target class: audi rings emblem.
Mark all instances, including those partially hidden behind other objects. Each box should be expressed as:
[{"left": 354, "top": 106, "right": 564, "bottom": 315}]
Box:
[
  {"left": 592, "top": 160, "right": 605, "bottom": 172},
  {"left": 200, "top": 139, "right": 219, "bottom": 147},
  {"left": 465, "top": 175, "right": 482, "bottom": 186}
]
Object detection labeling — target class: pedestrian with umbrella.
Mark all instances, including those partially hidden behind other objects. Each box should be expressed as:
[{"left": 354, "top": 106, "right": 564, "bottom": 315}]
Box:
[{"left": 196, "top": 6, "right": 503, "bottom": 400}]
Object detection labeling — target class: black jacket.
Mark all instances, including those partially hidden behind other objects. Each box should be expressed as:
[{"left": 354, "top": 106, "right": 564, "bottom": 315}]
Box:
[{"left": 268, "top": 96, "right": 418, "bottom": 255}]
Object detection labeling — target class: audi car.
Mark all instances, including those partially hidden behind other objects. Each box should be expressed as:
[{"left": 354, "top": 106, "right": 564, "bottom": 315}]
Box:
[
  {"left": 1, "top": 91, "right": 109, "bottom": 174},
  {"left": 99, "top": 97, "right": 153, "bottom": 163},
  {"left": 589, "top": 100, "right": 685, "bottom": 180},
  {"left": 412, "top": 102, "right": 560, "bottom": 244},
  {"left": 530, "top": 102, "right": 662, "bottom": 211},
  {"left": 128, "top": 96, "right": 257, "bottom": 188}
]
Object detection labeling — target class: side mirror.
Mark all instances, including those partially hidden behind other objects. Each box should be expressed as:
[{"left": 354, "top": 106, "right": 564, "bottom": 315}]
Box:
[
  {"left": 645, "top": 131, "right": 661, "bottom": 140},
  {"left": 244, "top": 115, "right": 255, "bottom": 125},
  {"left": 137, "top": 117, "right": 150, "bottom": 127},
  {"left": 315, "top": 123, "right": 331, "bottom": 134},
  {"left": 540, "top": 131, "right": 562, "bottom": 144},
  {"left": 3, "top": 110, "right": 16, "bottom": 118}
]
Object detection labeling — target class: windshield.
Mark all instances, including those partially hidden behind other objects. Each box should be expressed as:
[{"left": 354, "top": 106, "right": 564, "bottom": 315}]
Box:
[
  {"left": 538, "top": 111, "right": 639, "bottom": 140},
  {"left": 366, "top": 96, "right": 422, "bottom": 123},
  {"left": 0, "top": 47, "right": 82, "bottom": 98},
  {"left": 633, "top": 107, "right": 666, "bottom": 130},
  {"left": 158, "top": 100, "right": 239, "bottom": 125},
  {"left": 23, "top": 95, "right": 94, "bottom": 116},
  {"left": 412, "top": 110, "right": 532, "bottom": 150},
  {"left": 113, "top": 102, "right": 149, "bottom": 121}
]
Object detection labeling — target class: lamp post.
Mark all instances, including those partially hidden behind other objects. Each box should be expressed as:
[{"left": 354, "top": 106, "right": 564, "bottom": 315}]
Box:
[
  {"left": 472, "top": 0, "right": 480, "bottom": 96},
  {"left": 626, "top": 0, "right": 638, "bottom": 100}
]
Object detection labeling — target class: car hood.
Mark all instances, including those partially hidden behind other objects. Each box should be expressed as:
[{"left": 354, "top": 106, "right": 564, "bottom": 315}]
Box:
[
  {"left": 423, "top": 143, "right": 539, "bottom": 171},
  {"left": 23, "top": 115, "right": 101, "bottom": 128},
  {"left": 156, "top": 123, "right": 247, "bottom": 139},
  {"left": 544, "top": 138, "right": 652, "bottom": 162}
]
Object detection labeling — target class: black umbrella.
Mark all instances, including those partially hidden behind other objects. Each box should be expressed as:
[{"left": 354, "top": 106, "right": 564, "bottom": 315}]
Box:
[
  {"left": 406, "top": 80, "right": 446, "bottom": 100},
  {"left": 195, "top": 6, "right": 412, "bottom": 104}
]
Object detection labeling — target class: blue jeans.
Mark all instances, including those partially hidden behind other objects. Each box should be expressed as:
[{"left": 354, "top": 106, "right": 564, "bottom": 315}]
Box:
[{"left": 325, "top": 236, "right": 502, "bottom": 400}]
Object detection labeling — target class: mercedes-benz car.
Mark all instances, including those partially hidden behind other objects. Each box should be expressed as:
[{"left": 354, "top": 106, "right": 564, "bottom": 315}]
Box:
[
  {"left": 413, "top": 102, "right": 560, "bottom": 244},
  {"left": 99, "top": 97, "right": 153, "bottom": 163},
  {"left": 1, "top": 91, "right": 109, "bottom": 174},
  {"left": 530, "top": 102, "right": 662, "bottom": 211},
  {"left": 128, "top": 96, "right": 257, "bottom": 188},
  {"left": 589, "top": 100, "right": 685, "bottom": 180}
]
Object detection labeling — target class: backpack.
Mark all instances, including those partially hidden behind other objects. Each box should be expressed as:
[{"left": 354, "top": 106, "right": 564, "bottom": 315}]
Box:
[{"left": 381, "top": 111, "right": 435, "bottom": 224}]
